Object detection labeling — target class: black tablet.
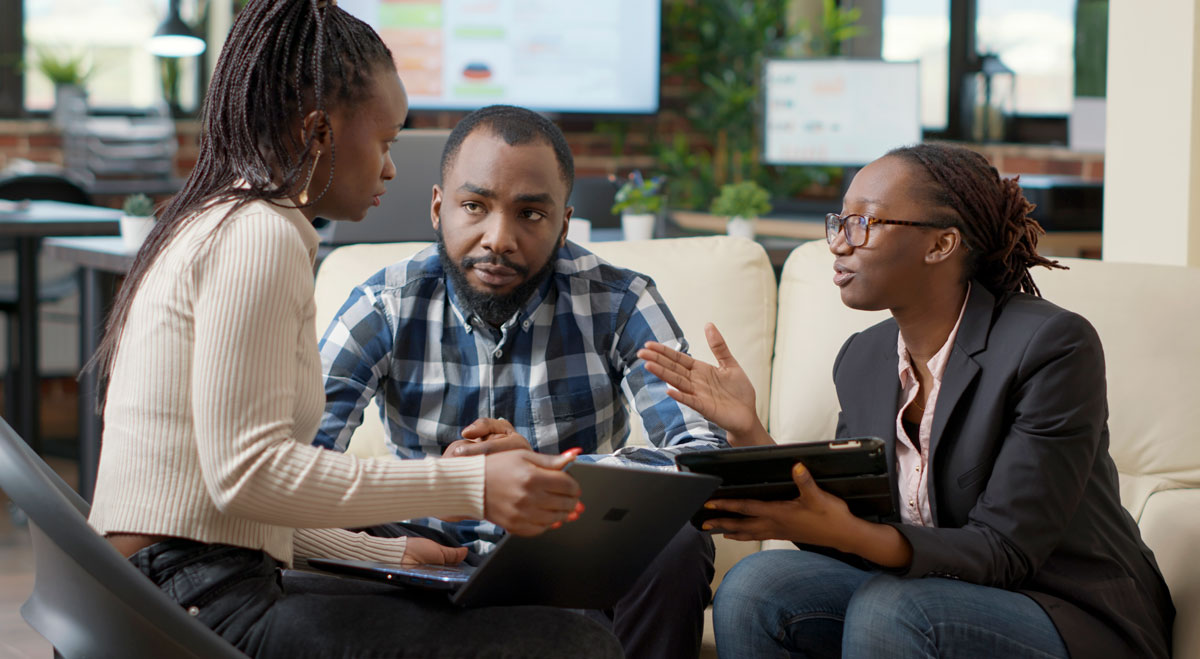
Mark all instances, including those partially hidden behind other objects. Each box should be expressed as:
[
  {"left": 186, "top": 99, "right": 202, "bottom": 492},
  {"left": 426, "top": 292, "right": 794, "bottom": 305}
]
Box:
[{"left": 674, "top": 437, "right": 895, "bottom": 526}]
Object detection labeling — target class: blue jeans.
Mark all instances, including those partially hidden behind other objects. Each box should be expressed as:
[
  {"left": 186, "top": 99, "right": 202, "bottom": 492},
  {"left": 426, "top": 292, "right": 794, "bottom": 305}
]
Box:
[{"left": 713, "top": 549, "right": 1069, "bottom": 659}]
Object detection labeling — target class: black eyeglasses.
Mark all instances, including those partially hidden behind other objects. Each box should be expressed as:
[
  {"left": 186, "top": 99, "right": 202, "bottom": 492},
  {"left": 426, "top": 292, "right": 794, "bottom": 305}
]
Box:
[{"left": 825, "top": 213, "right": 949, "bottom": 247}]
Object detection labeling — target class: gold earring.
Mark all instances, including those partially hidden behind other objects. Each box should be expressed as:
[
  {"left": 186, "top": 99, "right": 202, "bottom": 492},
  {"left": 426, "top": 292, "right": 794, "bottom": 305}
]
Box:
[{"left": 298, "top": 150, "right": 320, "bottom": 205}]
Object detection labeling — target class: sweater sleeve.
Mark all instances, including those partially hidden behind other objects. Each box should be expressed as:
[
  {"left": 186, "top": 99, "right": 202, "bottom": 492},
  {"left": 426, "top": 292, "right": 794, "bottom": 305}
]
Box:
[
  {"left": 292, "top": 527, "right": 409, "bottom": 567},
  {"left": 189, "top": 212, "right": 486, "bottom": 528}
]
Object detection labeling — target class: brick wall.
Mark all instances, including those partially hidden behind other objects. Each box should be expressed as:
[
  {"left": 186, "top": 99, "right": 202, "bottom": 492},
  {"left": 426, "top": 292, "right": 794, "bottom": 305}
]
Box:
[{"left": 1, "top": 116, "right": 1104, "bottom": 204}]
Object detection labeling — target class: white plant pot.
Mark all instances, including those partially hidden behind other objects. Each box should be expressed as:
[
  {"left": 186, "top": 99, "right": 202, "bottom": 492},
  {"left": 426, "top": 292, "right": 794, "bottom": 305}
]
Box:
[
  {"left": 567, "top": 217, "right": 592, "bottom": 243},
  {"left": 120, "top": 214, "right": 156, "bottom": 251},
  {"left": 726, "top": 215, "right": 757, "bottom": 240},
  {"left": 621, "top": 212, "right": 656, "bottom": 241}
]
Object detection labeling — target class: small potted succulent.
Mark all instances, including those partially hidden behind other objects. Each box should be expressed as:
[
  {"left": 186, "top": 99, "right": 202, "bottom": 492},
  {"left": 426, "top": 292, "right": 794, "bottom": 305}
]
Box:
[
  {"left": 710, "top": 181, "right": 772, "bottom": 240},
  {"left": 120, "top": 194, "right": 156, "bottom": 251},
  {"left": 610, "top": 170, "right": 665, "bottom": 241}
]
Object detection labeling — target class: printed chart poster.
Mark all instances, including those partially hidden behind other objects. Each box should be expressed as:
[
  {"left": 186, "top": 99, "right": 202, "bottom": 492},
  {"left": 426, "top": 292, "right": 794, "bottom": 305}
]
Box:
[
  {"left": 341, "top": 0, "right": 660, "bottom": 112},
  {"left": 764, "top": 59, "right": 922, "bottom": 166}
]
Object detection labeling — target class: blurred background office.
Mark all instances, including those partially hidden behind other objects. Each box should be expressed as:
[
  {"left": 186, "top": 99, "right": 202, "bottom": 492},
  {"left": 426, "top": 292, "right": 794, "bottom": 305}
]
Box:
[{"left": 3, "top": 1, "right": 1200, "bottom": 656}]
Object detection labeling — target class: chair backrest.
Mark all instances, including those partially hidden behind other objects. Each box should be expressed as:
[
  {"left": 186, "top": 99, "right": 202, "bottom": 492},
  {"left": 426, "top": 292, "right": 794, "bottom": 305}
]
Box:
[
  {"left": 0, "top": 172, "right": 92, "bottom": 205},
  {"left": 0, "top": 416, "right": 243, "bottom": 659},
  {"left": 568, "top": 176, "right": 621, "bottom": 229}
]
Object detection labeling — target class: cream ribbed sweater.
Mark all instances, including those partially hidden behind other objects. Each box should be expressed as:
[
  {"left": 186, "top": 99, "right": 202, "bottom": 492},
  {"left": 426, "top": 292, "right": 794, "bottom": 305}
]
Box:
[{"left": 88, "top": 199, "right": 486, "bottom": 566}]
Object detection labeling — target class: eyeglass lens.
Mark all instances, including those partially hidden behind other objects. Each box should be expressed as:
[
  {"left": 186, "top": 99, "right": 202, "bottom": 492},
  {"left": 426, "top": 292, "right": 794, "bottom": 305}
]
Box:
[{"left": 826, "top": 214, "right": 866, "bottom": 247}]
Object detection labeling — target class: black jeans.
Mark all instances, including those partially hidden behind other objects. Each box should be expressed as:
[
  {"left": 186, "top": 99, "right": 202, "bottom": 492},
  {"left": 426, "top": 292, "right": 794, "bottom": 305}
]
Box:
[
  {"left": 365, "top": 522, "right": 717, "bottom": 659},
  {"left": 128, "top": 539, "right": 623, "bottom": 658}
]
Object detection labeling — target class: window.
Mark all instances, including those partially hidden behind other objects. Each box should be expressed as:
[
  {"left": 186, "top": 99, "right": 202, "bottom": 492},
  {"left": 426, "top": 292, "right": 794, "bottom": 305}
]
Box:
[
  {"left": 20, "top": 0, "right": 202, "bottom": 114},
  {"left": 882, "top": 0, "right": 950, "bottom": 131},
  {"left": 975, "top": 0, "right": 1076, "bottom": 116}
]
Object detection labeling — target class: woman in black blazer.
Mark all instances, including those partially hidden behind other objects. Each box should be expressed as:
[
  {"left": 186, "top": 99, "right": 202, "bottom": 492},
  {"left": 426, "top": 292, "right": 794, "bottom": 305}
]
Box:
[{"left": 639, "top": 143, "right": 1173, "bottom": 658}]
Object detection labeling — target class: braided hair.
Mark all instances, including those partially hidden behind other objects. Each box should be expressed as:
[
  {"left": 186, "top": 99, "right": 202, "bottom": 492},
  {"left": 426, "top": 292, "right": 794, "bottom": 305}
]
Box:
[
  {"left": 887, "top": 143, "right": 1066, "bottom": 297},
  {"left": 88, "top": 0, "right": 395, "bottom": 405}
]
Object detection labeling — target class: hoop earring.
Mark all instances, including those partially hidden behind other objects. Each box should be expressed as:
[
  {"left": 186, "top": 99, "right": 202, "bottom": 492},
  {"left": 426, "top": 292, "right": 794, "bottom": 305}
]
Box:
[{"left": 298, "top": 150, "right": 321, "bottom": 205}]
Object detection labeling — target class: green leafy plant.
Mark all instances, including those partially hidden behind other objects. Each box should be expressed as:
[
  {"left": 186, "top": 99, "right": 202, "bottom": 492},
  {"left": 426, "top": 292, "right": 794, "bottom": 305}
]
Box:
[
  {"left": 32, "top": 47, "right": 93, "bottom": 86},
  {"left": 656, "top": 0, "right": 864, "bottom": 210},
  {"left": 710, "top": 181, "right": 772, "bottom": 219},
  {"left": 121, "top": 194, "right": 155, "bottom": 218},
  {"left": 610, "top": 171, "right": 666, "bottom": 215},
  {"left": 784, "top": 0, "right": 867, "bottom": 57}
]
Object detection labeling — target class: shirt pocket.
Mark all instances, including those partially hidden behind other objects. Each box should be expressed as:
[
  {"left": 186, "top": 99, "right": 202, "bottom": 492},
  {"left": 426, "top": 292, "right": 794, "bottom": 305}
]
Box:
[{"left": 529, "top": 387, "right": 614, "bottom": 453}]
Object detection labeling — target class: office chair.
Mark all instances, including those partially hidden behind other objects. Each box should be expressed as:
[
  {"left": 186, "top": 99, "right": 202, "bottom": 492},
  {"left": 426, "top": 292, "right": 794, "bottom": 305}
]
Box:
[
  {"left": 0, "top": 415, "right": 245, "bottom": 659},
  {"left": 0, "top": 172, "right": 93, "bottom": 427},
  {"left": 567, "top": 176, "right": 621, "bottom": 229}
]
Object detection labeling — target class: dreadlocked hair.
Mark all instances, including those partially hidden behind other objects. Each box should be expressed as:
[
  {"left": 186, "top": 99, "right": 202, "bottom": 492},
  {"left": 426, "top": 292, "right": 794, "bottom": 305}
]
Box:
[
  {"left": 886, "top": 142, "right": 1066, "bottom": 297},
  {"left": 86, "top": 0, "right": 394, "bottom": 410}
]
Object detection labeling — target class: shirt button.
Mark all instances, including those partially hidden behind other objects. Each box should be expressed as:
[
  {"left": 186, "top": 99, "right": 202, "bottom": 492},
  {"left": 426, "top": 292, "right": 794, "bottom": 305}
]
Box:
[
  {"left": 494, "top": 349, "right": 503, "bottom": 358},
  {"left": 908, "top": 499, "right": 915, "bottom": 507},
  {"left": 522, "top": 319, "right": 531, "bottom": 329},
  {"left": 915, "top": 465, "right": 921, "bottom": 473},
  {"left": 187, "top": 606, "right": 200, "bottom": 616}
]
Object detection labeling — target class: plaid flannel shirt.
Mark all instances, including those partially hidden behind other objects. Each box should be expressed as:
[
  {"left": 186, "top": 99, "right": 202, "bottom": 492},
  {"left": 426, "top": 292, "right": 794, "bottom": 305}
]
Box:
[{"left": 315, "top": 242, "right": 727, "bottom": 553}]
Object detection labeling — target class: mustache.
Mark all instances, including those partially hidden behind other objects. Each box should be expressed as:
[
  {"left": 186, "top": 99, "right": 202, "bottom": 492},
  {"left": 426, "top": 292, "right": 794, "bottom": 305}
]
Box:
[{"left": 461, "top": 252, "right": 530, "bottom": 277}]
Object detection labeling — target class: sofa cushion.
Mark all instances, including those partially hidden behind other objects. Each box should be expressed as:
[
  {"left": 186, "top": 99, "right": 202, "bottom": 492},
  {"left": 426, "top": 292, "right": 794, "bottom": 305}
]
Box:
[
  {"left": 1136, "top": 487, "right": 1200, "bottom": 658},
  {"left": 770, "top": 242, "right": 1200, "bottom": 517},
  {"left": 313, "top": 236, "right": 777, "bottom": 453},
  {"left": 581, "top": 237, "right": 777, "bottom": 446},
  {"left": 1030, "top": 257, "right": 1200, "bottom": 518},
  {"left": 769, "top": 240, "right": 889, "bottom": 445}
]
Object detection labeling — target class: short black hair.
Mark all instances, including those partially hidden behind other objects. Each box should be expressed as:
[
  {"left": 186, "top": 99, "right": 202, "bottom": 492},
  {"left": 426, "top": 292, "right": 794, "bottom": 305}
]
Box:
[{"left": 439, "top": 105, "right": 575, "bottom": 198}]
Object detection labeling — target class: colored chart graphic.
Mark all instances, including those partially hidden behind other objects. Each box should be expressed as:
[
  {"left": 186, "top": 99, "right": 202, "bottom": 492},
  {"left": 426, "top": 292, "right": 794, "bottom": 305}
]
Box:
[{"left": 341, "top": 0, "right": 660, "bottom": 112}]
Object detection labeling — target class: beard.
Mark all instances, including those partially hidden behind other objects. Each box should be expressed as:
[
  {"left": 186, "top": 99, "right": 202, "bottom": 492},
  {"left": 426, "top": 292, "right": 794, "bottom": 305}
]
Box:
[{"left": 436, "top": 227, "right": 557, "bottom": 327}]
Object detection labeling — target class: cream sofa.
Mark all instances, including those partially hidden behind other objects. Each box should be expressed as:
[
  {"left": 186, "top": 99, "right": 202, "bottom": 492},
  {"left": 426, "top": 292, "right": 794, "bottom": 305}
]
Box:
[{"left": 314, "top": 237, "right": 1199, "bottom": 658}]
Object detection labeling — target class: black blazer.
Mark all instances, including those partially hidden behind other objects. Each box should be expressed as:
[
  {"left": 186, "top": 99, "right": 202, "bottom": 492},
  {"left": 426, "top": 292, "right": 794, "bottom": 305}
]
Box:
[{"left": 832, "top": 283, "right": 1174, "bottom": 659}]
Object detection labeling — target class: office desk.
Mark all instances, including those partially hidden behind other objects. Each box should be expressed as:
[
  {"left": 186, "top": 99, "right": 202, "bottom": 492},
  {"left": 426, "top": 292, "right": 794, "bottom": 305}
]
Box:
[
  {"left": 0, "top": 201, "right": 121, "bottom": 453},
  {"left": 42, "top": 236, "right": 134, "bottom": 500}
]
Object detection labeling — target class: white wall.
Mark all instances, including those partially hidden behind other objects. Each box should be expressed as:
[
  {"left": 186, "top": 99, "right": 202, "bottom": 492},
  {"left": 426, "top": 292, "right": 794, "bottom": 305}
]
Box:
[{"left": 1104, "top": 0, "right": 1200, "bottom": 266}]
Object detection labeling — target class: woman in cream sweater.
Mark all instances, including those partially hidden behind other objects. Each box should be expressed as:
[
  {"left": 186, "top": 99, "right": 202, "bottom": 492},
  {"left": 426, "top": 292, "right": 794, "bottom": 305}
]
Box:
[{"left": 85, "top": 2, "right": 620, "bottom": 657}]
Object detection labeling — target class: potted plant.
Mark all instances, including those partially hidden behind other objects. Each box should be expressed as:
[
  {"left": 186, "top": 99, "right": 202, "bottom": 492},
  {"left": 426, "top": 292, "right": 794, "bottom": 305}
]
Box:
[
  {"left": 33, "top": 47, "right": 93, "bottom": 128},
  {"left": 710, "top": 181, "right": 772, "bottom": 240},
  {"left": 120, "top": 194, "right": 156, "bottom": 251},
  {"left": 610, "top": 170, "right": 665, "bottom": 241}
]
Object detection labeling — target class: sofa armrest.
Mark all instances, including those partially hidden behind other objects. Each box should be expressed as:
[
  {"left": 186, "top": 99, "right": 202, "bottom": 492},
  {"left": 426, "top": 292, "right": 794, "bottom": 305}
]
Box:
[{"left": 1135, "top": 487, "right": 1200, "bottom": 659}]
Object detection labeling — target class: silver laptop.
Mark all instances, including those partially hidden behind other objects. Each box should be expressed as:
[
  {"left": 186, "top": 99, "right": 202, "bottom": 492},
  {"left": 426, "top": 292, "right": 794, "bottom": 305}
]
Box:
[
  {"left": 308, "top": 462, "right": 720, "bottom": 608},
  {"left": 324, "top": 129, "right": 450, "bottom": 245}
]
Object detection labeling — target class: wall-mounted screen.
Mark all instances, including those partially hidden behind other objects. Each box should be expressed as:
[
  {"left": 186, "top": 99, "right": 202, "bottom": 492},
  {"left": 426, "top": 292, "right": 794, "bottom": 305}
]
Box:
[
  {"left": 340, "top": 0, "right": 661, "bottom": 114},
  {"left": 763, "top": 59, "right": 922, "bottom": 167}
]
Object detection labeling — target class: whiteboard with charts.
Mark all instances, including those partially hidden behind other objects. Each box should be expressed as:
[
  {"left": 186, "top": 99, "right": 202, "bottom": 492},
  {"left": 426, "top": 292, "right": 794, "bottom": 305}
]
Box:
[{"left": 763, "top": 59, "right": 922, "bottom": 167}]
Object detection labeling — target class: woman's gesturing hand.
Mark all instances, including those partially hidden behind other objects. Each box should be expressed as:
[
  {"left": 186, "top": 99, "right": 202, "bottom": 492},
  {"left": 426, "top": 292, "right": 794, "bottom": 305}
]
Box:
[
  {"left": 481, "top": 448, "right": 585, "bottom": 536},
  {"left": 637, "top": 323, "right": 772, "bottom": 446}
]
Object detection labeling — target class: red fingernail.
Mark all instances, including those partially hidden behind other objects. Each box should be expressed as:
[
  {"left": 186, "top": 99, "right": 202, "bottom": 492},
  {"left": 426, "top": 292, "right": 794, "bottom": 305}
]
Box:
[{"left": 561, "top": 447, "right": 583, "bottom": 458}]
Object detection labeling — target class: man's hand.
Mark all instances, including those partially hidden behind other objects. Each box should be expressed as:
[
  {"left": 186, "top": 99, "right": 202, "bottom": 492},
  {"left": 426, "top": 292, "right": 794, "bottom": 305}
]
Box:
[
  {"left": 638, "top": 323, "right": 772, "bottom": 446},
  {"left": 483, "top": 448, "right": 585, "bottom": 536},
  {"left": 401, "top": 537, "right": 469, "bottom": 567},
  {"left": 444, "top": 417, "right": 532, "bottom": 457}
]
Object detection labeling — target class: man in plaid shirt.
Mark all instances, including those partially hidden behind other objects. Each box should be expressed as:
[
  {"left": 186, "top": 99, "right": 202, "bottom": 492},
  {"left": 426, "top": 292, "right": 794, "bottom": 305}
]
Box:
[{"left": 315, "top": 105, "right": 726, "bottom": 658}]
